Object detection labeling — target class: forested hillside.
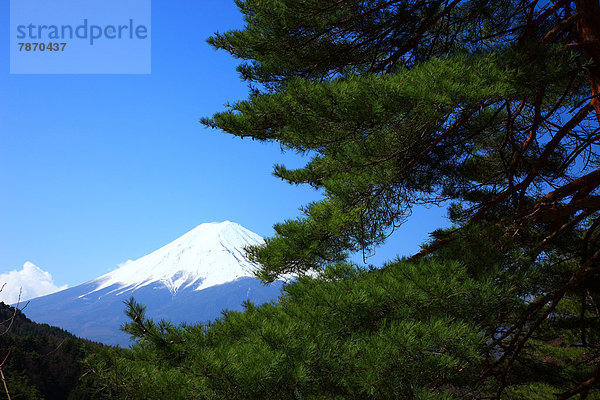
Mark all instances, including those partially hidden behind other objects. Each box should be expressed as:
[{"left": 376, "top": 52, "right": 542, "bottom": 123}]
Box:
[{"left": 0, "top": 302, "right": 103, "bottom": 400}]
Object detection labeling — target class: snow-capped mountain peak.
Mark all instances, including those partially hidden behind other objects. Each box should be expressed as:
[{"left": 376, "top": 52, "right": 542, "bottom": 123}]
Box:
[
  {"left": 25, "top": 222, "right": 284, "bottom": 346},
  {"left": 86, "top": 221, "right": 264, "bottom": 296}
]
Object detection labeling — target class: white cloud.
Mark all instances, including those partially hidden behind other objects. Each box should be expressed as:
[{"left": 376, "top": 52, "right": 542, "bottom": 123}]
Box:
[
  {"left": 117, "top": 259, "right": 134, "bottom": 269},
  {"left": 0, "top": 262, "right": 68, "bottom": 304},
  {"left": 106, "top": 259, "right": 134, "bottom": 273}
]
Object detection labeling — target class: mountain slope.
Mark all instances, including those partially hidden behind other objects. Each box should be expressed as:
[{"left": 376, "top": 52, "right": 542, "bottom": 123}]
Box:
[
  {"left": 23, "top": 222, "right": 284, "bottom": 346},
  {"left": 88, "top": 221, "right": 265, "bottom": 295}
]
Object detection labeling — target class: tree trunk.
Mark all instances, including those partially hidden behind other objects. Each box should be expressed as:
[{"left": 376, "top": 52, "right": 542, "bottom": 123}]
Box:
[{"left": 574, "top": 0, "right": 600, "bottom": 124}]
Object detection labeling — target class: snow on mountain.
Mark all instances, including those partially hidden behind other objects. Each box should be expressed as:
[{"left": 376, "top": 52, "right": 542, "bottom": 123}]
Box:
[
  {"left": 86, "top": 221, "right": 264, "bottom": 296},
  {"left": 23, "top": 222, "right": 285, "bottom": 346}
]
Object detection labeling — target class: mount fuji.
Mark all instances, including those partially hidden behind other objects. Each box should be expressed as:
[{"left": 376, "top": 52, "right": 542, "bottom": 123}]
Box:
[{"left": 24, "top": 222, "right": 285, "bottom": 346}]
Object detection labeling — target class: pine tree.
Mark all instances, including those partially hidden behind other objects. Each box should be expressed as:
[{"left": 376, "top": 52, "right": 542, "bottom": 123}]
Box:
[{"left": 89, "top": 0, "right": 600, "bottom": 398}]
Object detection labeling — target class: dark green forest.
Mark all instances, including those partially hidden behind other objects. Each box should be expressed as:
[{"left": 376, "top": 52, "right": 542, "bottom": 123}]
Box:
[
  {"left": 0, "top": 302, "right": 102, "bottom": 399},
  {"left": 83, "top": 0, "right": 600, "bottom": 398}
]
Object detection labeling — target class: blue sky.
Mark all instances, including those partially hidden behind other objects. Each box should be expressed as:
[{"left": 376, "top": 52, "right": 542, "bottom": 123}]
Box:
[{"left": 0, "top": 0, "right": 448, "bottom": 294}]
